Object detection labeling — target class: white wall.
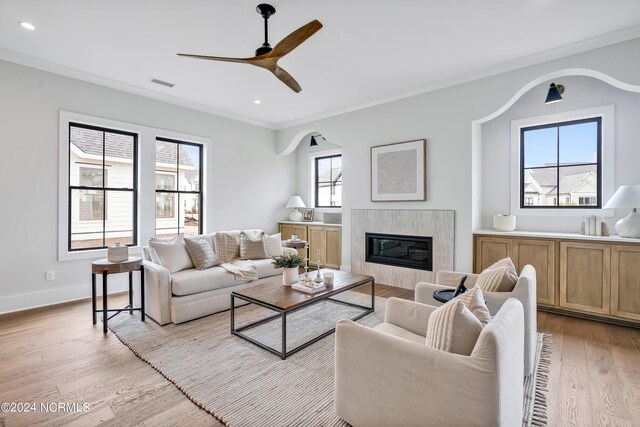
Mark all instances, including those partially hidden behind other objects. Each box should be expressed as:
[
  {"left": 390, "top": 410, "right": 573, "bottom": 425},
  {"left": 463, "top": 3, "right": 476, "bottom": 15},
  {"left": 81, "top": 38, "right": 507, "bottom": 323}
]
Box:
[
  {"left": 482, "top": 75, "right": 640, "bottom": 232},
  {"left": 294, "top": 134, "right": 342, "bottom": 221},
  {"left": 0, "top": 59, "right": 294, "bottom": 313},
  {"left": 276, "top": 38, "right": 640, "bottom": 275}
]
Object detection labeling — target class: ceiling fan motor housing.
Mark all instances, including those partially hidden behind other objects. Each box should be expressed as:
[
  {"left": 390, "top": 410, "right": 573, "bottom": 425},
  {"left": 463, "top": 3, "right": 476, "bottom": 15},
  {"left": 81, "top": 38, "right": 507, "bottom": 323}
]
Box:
[{"left": 255, "top": 3, "right": 276, "bottom": 56}]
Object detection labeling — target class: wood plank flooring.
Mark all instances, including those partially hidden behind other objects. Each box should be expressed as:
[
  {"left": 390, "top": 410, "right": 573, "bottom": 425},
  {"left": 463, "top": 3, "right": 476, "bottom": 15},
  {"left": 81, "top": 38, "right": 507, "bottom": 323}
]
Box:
[{"left": 1, "top": 285, "right": 638, "bottom": 426}]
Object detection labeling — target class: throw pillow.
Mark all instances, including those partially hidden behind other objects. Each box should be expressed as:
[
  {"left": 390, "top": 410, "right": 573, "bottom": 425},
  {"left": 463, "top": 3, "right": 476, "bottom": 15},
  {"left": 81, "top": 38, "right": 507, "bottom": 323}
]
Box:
[
  {"left": 149, "top": 236, "right": 194, "bottom": 273},
  {"left": 148, "top": 236, "right": 179, "bottom": 265},
  {"left": 475, "top": 266, "right": 510, "bottom": 293},
  {"left": 479, "top": 257, "right": 518, "bottom": 292},
  {"left": 213, "top": 231, "right": 240, "bottom": 263},
  {"left": 240, "top": 230, "right": 269, "bottom": 260},
  {"left": 184, "top": 236, "right": 220, "bottom": 270},
  {"left": 265, "top": 233, "right": 284, "bottom": 257},
  {"left": 453, "top": 286, "right": 491, "bottom": 326},
  {"left": 425, "top": 300, "right": 483, "bottom": 356}
]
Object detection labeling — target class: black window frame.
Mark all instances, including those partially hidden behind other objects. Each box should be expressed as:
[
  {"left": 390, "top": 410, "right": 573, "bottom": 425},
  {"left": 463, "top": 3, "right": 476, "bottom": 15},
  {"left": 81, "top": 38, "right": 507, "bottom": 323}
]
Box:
[
  {"left": 314, "top": 154, "right": 342, "bottom": 208},
  {"left": 520, "top": 117, "right": 602, "bottom": 209},
  {"left": 68, "top": 122, "right": 138, "bottom": 251},
  {"left": 155, "top": 137, "right": 204, "bottom": 236}
]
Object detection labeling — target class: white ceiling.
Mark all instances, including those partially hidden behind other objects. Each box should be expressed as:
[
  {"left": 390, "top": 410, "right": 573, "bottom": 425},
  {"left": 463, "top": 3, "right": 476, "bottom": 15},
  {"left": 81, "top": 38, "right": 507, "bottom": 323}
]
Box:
[{"left": 2, "top": 0, "right": 640, "bottom": 129}]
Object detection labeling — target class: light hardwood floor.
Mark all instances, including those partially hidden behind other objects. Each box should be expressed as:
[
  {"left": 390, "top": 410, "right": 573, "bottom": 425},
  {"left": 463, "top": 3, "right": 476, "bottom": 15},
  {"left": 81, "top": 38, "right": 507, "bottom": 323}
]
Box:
[{"left": 1, "top": 285, "right": 638, "bottom": 426}]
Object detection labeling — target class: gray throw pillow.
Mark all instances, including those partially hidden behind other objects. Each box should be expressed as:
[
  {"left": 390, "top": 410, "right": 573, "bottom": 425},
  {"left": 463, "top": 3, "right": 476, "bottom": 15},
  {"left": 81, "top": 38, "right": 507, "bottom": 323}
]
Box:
[
  {"left": 239, "top": 230, "right": 268, "bottom": 260},
  {"left": 184, "top": 236, "right": 220, "bottom": 270}
]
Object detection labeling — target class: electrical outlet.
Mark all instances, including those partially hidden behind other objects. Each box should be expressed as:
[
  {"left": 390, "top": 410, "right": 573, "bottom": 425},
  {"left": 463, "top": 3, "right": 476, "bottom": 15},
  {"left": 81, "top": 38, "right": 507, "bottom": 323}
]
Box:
[{"left": 45, "top": 271, "right": 55, "bottom": 281}]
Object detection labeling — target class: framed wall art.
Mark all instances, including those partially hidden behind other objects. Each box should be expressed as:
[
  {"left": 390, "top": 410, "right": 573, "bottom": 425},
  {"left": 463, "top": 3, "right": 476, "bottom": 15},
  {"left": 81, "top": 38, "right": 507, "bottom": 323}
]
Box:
[{"left": 371, "top": 139, "right": 426, "bottom": 201}]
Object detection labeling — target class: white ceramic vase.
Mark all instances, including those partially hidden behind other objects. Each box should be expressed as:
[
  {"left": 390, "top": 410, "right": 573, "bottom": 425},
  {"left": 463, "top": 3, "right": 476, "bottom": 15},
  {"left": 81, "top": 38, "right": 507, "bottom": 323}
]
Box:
[{"left": 283, "top": 267, "right": 298, "bottom": 286}]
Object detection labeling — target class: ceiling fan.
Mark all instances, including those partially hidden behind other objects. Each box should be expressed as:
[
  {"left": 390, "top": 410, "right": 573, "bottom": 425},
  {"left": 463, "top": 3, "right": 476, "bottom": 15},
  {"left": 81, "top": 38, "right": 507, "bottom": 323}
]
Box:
[{"left": 178, "top": 4, "right": 322, "bottom": 93}]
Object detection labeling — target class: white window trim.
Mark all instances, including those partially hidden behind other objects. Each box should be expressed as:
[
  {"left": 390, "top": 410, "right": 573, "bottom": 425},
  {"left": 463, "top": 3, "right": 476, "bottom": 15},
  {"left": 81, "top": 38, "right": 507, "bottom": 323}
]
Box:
[
  {"left": 308, "top": 148, "right": 342, "bottom": 212},
  {"left": 510, "top": 105, "right": 614, "bottom": 217},
  {"left": 58, "top": 110, "right": 210, "bottom": 261}
]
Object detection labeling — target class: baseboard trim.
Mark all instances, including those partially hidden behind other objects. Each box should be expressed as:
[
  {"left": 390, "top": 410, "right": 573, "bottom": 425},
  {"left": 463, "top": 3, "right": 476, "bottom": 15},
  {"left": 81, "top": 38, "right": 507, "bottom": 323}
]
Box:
[{"left": 538, "top": 305, "right": 640, "bottom": 329}]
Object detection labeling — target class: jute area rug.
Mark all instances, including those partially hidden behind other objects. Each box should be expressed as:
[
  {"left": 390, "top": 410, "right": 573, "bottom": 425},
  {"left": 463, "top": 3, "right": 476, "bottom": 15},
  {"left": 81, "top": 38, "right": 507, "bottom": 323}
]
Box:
[{"left": 109, "top": 292, "right": 550, "bottom": 427}]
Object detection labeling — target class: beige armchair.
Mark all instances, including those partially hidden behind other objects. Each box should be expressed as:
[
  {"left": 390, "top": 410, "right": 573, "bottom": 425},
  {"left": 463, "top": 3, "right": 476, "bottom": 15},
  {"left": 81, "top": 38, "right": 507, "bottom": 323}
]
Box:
[
  {"left": 415, "top": 264, "right": 537, "bottom": 375},
  {"left": 335, "top": 298, "right": 524, "bottom": 427}
]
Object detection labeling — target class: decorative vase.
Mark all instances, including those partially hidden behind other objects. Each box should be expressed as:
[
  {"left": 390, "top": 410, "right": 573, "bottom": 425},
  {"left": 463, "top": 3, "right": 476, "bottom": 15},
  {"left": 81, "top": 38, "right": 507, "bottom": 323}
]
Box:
[
  {"left": 282, "top": 267, "right": 298, "bottom": 286},
  {"left": 493, "top": 214, "right": 516, "bottom": 232}
]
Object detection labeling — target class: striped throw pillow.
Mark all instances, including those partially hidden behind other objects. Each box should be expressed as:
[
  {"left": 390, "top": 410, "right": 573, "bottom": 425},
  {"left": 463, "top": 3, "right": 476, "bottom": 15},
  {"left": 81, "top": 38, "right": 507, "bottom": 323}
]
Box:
[
  {"left": 425, "top": 300, "right": 483, "bottom": 356},
  {"left": 454, "top": 286, "right": 491, "bottom": 326},
  {"left": 184, "top": 236, "right": 220, "bottom": 270},
  {"left": 475, "top": 266, "right": 510, "bottom": 292},
  {"left": 482, "top": 257, "right": 518, "bottom": 291}
]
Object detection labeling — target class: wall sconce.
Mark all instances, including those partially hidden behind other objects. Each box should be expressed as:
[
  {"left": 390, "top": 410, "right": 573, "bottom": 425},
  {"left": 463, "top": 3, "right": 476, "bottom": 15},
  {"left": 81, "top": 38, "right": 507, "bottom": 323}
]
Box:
[
  {"left": 310, "top": 135, "right": 319, "bottom": 147},
  {"left": 545, "top": 83, "right": 564, "bottom": 104}
]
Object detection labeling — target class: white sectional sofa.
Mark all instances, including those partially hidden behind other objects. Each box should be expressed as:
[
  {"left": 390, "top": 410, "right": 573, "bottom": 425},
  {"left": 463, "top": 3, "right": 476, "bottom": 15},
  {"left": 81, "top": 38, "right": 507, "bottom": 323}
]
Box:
[{"left": 142, "top": 230, "right": 295, "bottom": 325}]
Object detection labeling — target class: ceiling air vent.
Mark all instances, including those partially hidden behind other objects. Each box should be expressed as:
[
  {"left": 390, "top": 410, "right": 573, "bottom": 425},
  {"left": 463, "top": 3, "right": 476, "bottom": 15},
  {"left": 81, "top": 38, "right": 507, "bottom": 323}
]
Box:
[{"left": 150, "top": 78, "right": 175, "bottom": 88}]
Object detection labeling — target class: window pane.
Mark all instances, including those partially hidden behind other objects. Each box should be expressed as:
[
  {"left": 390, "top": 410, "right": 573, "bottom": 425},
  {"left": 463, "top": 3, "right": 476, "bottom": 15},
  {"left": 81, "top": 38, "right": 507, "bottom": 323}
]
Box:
[
  {"left": 80, "top": 167, "right": 104, "bottom": 188},
  {"left": 559, "top": 121, "right": 598, "bottom": 165},
  {"left": 179, "top": 145, "right": 201, "bottom": 192},
  {"left": 331, "top": 156, "right": 342, "bottom": 182},
  {"left": 317, "top": 158, "right": 331, "bottom": 181},
  {"left": 558, "top": 164, "right": 598, "bottom": 206},
  {"left": 156, "top": 192, "right": 175, "bottom": 218},
  {"left": 523, "top": 167, "right": 557, "bottom": 206},
  {"left": 105, "top": 132, "right": 134, "bottom": 189},
  {"left": 181, "top": 194, "right": 200, "bottom": 236},
  {"left": 317, "top": 184, "right": 332, "bottom": 207},
  {"left": 156, "top": 174, "right": 175, "bottom": 191},
  {"left": 523, "top": 127, "right": 557, "bottom": 168},
  {"left": 332, "top": 182, "right": 342, "bottom": 207},
  {"left": 103, "top": 190, "right": 134, "bottom": 246},
  {"left": 155, "top": 140, "right": 178, "bottom": 190},
  {"left": 70, "top": 189, "right": 104, "bottom": 249},
  {"left": 70, "top": 126, "right": 103, "bottom": 187}
]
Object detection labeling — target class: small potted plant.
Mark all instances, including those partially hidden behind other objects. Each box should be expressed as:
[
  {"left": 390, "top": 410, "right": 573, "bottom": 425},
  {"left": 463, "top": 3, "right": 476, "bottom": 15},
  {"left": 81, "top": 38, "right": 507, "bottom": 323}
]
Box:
[{"left": 271, "top": 253, "right": 305, "bottom": 286}]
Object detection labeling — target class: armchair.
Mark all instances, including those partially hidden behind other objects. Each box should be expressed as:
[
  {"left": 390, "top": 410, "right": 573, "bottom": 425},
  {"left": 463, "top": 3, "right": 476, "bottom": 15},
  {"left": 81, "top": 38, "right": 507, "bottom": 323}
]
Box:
[
  {"left": 415, "top": 264, "right": 537, "bottom": 375},
  {"left": 335, "top": 298, "right": 524, "bottom": 427}
]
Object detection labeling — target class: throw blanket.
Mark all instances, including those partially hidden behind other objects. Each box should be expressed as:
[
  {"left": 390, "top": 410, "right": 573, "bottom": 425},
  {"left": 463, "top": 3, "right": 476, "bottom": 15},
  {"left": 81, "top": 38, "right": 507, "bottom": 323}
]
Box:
[{"left": 220, "top": 260, "right": 258, "bottom": 281}]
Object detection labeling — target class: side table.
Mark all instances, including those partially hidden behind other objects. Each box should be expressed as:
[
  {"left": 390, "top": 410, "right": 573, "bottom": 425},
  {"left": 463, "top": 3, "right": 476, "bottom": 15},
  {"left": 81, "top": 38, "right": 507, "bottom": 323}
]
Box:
[{"left": 91, "top": 257, "right": 145, "bottom": 334}]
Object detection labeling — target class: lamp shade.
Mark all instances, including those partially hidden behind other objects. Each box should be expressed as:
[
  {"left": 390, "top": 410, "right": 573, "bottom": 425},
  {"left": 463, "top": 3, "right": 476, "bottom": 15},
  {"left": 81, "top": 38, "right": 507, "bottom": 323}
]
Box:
[
  {"left": 286, "top": 196, "right": 306, "bottom": 209},
  {"left": 603, "top": 185, "right": 640, "bottom": 209},
  {"left": 545, "top": 83, "right": 563, "bottom": 104}
]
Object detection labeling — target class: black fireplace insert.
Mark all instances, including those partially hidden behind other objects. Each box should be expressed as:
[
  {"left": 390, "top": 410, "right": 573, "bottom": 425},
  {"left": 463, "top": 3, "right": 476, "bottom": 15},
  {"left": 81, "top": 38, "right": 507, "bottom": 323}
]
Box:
[{"left": 365, "top": 233, "right": 432, "bottom": 271}]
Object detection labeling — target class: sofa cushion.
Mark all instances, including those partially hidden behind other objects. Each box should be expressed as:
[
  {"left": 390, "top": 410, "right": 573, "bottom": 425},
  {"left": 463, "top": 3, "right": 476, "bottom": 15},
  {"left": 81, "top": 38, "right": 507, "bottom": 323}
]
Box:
[
  {"left": 265, "top": 233, "right": 284, "bottom": 257},
  {"left": 184, "top": 236, "right": 220, "bottom": 270},
  {"left": 453, "top": 286, "right": 491, "bottom": 326},
  {"left": 374, "top": 323, "right": 425, "bottom": 345},
  {"left": 149, "top": 236, "right": 194, "bottom": 273},
  {"left": 253, "top": 258, "right": 282, "bottom": 278},
  {"left": 425, "top": 300, "right": 483, "bottom": 356},
  {"left": 240, "top": 230, "right": 268, "bottom": 260},
  {"left": 171, "top": 266, "right": 250, "bottom": 296}
]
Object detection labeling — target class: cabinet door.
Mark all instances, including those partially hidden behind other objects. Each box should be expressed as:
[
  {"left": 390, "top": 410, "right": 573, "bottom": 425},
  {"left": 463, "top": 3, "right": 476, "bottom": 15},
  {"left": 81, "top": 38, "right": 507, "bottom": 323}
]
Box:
[
  {"left": 308, "top": 226, "right": 326, "bottom": 267},
  {"left": 512, "top": 239, "right": 556, "bottom": 306},
  {"left": 279, "top": 224, "right": 294, "bottom": 240},
  {"left": 560, "top": 242, "right": 610, "bottom": 315},
  {"left": 325, "top": 227, "right": 342, "bottom": 269},
  {"left": 474, "top": 237, "right": 512, "bottom": 273},
  {"left": 611, "top": 245, "right": 640, "bottom": 321}
]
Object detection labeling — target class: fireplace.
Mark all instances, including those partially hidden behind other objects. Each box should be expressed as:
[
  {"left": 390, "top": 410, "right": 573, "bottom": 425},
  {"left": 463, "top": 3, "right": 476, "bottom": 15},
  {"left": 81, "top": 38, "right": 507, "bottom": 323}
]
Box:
[{"left": 365, "top": 233, "right": 432, "bottom": 271}]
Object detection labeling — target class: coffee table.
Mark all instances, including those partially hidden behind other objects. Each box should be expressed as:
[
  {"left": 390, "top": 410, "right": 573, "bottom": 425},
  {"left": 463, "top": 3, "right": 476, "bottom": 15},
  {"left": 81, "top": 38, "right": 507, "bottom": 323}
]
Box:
[{"left": 231, "top": 270, "right": 375, "bottom": 359}]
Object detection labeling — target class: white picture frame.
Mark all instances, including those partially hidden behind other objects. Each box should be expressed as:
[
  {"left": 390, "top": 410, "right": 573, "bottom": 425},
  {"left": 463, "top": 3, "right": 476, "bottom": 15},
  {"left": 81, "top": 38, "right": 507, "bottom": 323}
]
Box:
[{"left": 371, "top": 139, "right": 426, "bottom": 201}]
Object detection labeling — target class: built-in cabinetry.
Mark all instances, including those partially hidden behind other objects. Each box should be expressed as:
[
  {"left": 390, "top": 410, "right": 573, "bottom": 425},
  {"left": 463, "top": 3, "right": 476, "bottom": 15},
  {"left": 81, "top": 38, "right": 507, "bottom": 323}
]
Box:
[
  {"left": 474, "top": 231, "right": 640, "bottom": 326},
  {"left": 279, "top": 222, "right": 342, "bottom": 269}
]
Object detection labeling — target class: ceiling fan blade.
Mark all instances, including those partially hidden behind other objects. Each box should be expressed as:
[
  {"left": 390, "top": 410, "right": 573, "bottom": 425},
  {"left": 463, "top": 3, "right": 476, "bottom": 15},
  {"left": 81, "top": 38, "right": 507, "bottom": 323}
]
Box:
[
  {"left": 272, "top": 66, "right": 302, "bottom": 93},
  {"left": 270, "top": 20, "right": 323, "bottom": 58},
  {"left": 177, "top": 53, "right": 256, "bottom": 64}
]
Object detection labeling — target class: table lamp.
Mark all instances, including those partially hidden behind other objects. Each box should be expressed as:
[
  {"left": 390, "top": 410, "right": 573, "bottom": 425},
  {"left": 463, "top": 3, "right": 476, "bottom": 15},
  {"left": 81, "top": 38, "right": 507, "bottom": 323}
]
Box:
[
  {"left": 603, "top": 185, "right": 640, "bottom": 238},
  {"left": 286, "top": 196, "right": 306, "bottom": 222}
]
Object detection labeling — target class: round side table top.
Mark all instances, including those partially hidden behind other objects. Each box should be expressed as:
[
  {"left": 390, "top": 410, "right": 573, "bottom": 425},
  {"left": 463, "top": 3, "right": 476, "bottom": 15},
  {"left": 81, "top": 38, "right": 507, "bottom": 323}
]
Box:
[
  {"left": 92, "top": 257, "right": 143, "bottom": 274},
  {"left": 281, "top": 240, "right": 307, "bottom": 249}
]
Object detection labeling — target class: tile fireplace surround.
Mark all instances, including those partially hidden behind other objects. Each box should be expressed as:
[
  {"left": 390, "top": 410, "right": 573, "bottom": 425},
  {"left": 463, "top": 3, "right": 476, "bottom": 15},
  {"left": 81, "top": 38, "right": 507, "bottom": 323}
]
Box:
[{"left": 351, "top": 209, "right": 454, "bottom": 289}]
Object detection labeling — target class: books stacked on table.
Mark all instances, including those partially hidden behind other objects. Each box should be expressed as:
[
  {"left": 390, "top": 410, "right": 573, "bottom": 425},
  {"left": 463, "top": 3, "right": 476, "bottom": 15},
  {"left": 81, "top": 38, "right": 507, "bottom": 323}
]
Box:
[{"left": 292, "top": 281, "right": 326, "bottom": 293}]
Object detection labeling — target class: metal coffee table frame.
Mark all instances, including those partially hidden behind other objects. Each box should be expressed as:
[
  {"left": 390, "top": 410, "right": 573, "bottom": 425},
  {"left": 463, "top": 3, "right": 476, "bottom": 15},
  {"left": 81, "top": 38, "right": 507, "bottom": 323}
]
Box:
[{"left": 231, "top": 278, "right": 375, "bottom": 360}]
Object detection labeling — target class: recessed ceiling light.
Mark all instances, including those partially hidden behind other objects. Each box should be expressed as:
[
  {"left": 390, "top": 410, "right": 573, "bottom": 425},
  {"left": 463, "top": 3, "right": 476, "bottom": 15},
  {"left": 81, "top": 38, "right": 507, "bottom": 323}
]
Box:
[
  {"left": 20, "top": 22, "right": 36, "bottom": 31},
  {"left": 254, "top": 99, "right": 261, "bottom": 104}
]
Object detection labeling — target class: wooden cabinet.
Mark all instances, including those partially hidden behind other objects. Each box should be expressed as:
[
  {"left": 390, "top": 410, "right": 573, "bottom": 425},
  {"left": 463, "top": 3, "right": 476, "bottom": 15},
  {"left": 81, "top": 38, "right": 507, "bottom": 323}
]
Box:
[
  {"left": 559, "top": 242, "right": 610, "bottom": 315},
  {"left": 308, "top": 226, "right": 342, "bottom": 269},
  {"left": 474, "top": 233, "right": 640, "bottom": 326},
  {"left": 611, "top": 245, "right": 640, "bottom": 321},
  {"left": 279, "top": 223, "right": 341, "bottom": 269}
]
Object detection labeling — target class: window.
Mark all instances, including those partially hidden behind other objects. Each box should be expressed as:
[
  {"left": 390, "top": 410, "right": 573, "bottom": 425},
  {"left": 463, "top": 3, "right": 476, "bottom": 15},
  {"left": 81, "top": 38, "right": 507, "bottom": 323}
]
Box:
[
  {"left": 68, "top": 123, "right": 137, "bottom": 251},
  {"left": 315, "top": 154, "right": 342, "bottom": 208},
  {"left": 155, "top": 138, "right": 203, "bottom": 238},
  {"left": 521, "top": 117, "right": 601, "bottom": 209}
]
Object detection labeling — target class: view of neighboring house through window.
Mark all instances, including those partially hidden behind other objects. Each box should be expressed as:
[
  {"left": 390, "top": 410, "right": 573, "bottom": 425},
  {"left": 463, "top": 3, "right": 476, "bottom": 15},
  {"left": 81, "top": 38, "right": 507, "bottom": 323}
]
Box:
[
  {"left": 315, "top": 154, "right": 342, "bottom": 208},
  {"left": 521, "top": 117, "right": 601, "bottom": 208},
  {"left": 68, "top": 123, "right": 137, "bottom": 250},
  {"left": 155, "top": 138, "right": 202, "bottom": 238}
]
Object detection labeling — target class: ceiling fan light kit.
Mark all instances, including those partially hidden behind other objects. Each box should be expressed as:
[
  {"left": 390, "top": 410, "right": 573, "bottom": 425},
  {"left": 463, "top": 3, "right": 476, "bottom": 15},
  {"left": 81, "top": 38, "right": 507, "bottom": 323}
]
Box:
[{"left": 178, "top": 4, "right": 322, "bottom": 93}]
